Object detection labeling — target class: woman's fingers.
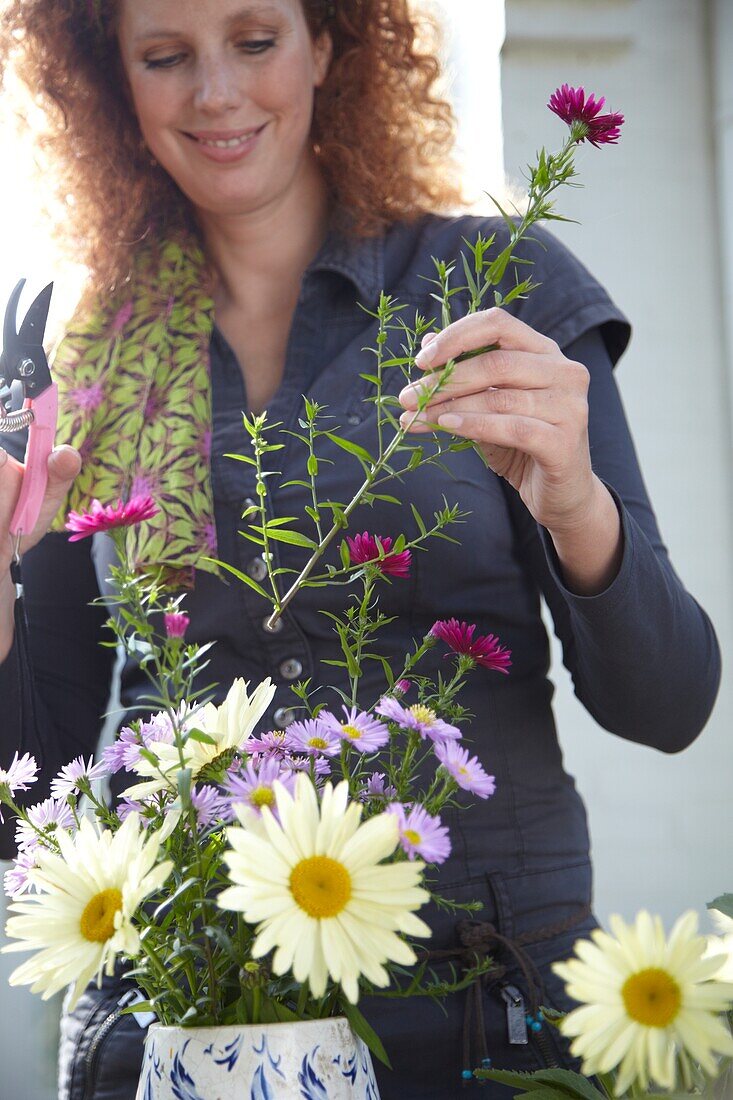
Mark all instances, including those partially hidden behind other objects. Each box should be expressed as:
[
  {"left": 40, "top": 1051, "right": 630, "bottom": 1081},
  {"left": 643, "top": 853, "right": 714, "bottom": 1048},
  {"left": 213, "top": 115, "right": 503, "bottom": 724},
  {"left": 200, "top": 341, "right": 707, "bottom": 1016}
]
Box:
[
  {"left": 413, "top": 307, "right": 556, "bottom": 370},
  {"left": 399, "top": 349, "right": 577, "bottom": 409},
  {"left": 402, "top": 385, "right": 581, "bottom": 429}
]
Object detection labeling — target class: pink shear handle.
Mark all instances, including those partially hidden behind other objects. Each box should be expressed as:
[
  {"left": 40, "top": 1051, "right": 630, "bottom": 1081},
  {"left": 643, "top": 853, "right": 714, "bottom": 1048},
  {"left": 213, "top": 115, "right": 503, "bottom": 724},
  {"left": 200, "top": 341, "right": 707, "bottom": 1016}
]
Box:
[{"left": 10, "top": 384, "right": 59, "bottom": 540}]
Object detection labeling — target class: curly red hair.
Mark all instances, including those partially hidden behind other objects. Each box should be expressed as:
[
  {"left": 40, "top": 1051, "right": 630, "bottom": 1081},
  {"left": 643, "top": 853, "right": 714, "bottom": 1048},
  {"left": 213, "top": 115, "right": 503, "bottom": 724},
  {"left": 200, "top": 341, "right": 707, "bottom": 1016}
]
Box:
[{"left": 0, "top": 0, "right": 463, "bottom": 298}]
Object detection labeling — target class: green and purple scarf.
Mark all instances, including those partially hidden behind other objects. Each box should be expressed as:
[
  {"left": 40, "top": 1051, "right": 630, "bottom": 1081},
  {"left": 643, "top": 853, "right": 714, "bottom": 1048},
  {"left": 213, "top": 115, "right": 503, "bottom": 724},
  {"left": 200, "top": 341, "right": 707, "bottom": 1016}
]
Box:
[{"left": 49, "top": 237, "right": 218, "bottom": 585}]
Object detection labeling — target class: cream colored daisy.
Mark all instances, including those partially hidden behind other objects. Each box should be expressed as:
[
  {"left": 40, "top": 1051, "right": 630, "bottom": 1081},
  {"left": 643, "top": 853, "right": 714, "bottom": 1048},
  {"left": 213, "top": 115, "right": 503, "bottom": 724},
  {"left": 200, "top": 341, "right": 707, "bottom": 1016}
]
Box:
[
  {"left": 218, "top": 774, "right": 431, "bottom": 1004},
  {"left": 2, "top": 813, "right": 172, "bottom": 1009},
  {"left": 125, "top": 677, "right": 276, "bottom": 799},
  {"left": 553, "top": 910, "right": 733, "bottom": 1096}
]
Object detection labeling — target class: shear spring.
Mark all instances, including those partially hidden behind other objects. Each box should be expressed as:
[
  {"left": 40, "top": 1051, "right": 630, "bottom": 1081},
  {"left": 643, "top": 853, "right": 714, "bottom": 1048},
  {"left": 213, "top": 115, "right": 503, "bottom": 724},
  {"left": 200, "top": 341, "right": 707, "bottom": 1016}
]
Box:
[{"left": 0, "top": 408, "right": 35, "bottom": 432}]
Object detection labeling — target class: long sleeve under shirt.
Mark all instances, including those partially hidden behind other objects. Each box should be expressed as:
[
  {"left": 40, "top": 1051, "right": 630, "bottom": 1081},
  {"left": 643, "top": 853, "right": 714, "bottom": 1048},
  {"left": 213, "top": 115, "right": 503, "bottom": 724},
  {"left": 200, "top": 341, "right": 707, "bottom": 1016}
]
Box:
[{"left": 0, "top": 217, "right": 721, "bottom": 916}]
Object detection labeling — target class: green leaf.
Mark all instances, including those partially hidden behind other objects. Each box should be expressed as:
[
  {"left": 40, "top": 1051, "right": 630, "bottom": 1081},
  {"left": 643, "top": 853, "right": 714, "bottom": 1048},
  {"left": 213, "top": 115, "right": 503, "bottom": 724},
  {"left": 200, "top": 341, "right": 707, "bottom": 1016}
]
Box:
[
  {"left": 223, "top": 452, "right": 257, "bottom": 466},
  {"left": 410, "top": 503, "right": 427, "bottom": 537},
  {"left": 478, "top": 1068, "right": 605, "bottom": 1100},
  {"left": 186, "top": 727, "right": 218, "bottom": 746},
  {"left": 339, "top": 540, "right": 351, "bottom": 569},
  {"left": 307, "top": 454, "right": 318, "bottom": 477},
  {"left": 261, "top": 528, "right": 318, "bottom": 549},
  {"left": 203, "top": 558, "right": 270, "bottom": 600},
  {"left": 325, "top": 432, "right": 374, "bottom": 465},
  {"left": 342, "top": 1001, "right": 392, "bottom": 1069},
  {"left": 708, "top": 894, "right": 733, "bottom": 920},
  {"left": 177, "top": 768, "right": 192, "bottom": 802}
]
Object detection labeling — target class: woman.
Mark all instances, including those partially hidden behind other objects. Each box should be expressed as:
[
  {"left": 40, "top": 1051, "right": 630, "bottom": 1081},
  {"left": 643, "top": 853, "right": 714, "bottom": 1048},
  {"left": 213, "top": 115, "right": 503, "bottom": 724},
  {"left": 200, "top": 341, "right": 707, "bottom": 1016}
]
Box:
[{"left": 0, "top": 1, "right": 721, "bottom": 1097}]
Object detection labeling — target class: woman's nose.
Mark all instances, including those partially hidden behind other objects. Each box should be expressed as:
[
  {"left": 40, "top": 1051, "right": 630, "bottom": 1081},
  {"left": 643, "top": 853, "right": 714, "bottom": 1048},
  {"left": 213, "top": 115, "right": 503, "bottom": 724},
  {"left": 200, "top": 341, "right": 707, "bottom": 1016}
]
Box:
[{"left": 193, "top": 60, "right": 241, "bottom": 114}]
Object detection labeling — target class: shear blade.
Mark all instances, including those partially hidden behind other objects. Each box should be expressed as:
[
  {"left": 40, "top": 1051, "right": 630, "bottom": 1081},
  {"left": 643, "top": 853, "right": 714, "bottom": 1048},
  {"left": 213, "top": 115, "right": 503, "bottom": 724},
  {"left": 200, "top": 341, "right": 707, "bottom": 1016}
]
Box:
[{"left": 17, "top": 281, "right": 53, "bottom": 347}]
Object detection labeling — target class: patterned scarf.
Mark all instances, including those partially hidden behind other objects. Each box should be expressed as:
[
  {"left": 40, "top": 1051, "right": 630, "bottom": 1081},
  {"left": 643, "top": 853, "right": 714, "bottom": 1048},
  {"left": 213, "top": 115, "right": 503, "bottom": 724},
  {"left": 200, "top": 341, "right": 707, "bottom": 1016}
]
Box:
[{"left": 49, "top": 236, "right": 218, "bottom": 585}]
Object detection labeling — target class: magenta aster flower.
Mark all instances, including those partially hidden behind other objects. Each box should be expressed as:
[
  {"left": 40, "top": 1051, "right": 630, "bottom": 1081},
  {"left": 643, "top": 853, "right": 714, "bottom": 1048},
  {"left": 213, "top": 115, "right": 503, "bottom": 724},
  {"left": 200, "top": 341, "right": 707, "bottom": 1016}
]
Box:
[
  {"left": 394, "top": 679, "right": 411, "bottom": 695},
  {"left": 434, "top": 741, "right": 496, "bottom": 799},
  {"left": 15, "top": 797, "right": 75, "bottom": 851},
  {"left": 286, "top": 718, "right": 341, "bottom": 757},
  {"left": 164, "top": 611, "right": 190, "bottom": 640},
  {"left": 320, "top": 706, "right": 390, "bottom": 752},
  {"left": 388, "top": 803, "right": 451, "bottom": 864},
  {"left": 50, "top": 755, "right": 108, "bottom": 800},
  {"left": 4, "top": 850, "right": 38, "bottom": 900},
  {"left": 430, "top": 619, "right": 511, "bottom": 674},
  {"left": 226, "top": 757, "right": 296, "bottom": 817},
  {"left": 346, "top": 532, "right": 412, "bottom": 578},
  {"left": 376, "top": 695, "right": 461, "bottom": 744},
  {"left": 65, "top": 495, "right": 159, "bottom": 542},
  {"left": 547, "top": 84, "right": 624, "bottom": 147},
  {"left": 0, "top": 753, "right": 38, "bottom": 822}
]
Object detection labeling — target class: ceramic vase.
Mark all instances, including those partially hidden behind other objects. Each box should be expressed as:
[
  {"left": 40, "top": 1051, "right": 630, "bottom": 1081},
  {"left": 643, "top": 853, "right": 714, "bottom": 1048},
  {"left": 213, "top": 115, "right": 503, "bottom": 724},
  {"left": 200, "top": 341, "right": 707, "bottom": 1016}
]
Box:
[{"left": 134, "top": 1016, "right": 381, "bottom": 1099}]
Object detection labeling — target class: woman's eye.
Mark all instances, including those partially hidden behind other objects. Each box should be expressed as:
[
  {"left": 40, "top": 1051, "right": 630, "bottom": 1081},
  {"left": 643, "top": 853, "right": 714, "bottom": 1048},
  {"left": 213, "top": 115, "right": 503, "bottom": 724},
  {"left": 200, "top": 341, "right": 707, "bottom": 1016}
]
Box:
[
  {"left": 238, "top": 38, "right": 277, "bottom": 54},
  {"left": 144, "top": 53, "right": 186, "bottom": 70}
]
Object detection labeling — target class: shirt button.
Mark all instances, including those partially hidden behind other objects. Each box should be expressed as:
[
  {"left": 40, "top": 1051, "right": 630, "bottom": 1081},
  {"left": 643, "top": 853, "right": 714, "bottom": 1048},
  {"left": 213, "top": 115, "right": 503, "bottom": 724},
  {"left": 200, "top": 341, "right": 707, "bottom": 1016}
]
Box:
[
  {"left": 279, "top": 658, "right": 303, "bottom": 681},
  {"left": 274, "top": 706, "right": 297, "bottom": 729},
  {"left": 262, "top": 615, "right": 284, "bottom": 634},
  {"left": 243, "top": 497, "right": 256, "bottom": 510},
  {"left": 247, "top": 556, "right": 268, "bottom": 582},
  {"left": 347, "top": 413, "right": 361, "bottom": 426}
]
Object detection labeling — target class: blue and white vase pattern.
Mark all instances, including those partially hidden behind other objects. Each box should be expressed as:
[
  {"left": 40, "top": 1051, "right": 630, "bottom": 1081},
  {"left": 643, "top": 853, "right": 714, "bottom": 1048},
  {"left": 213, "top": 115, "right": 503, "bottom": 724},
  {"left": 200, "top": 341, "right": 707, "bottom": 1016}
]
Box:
[{"left": 134, "top": 1018, "right": 381, "bottom": 1099}]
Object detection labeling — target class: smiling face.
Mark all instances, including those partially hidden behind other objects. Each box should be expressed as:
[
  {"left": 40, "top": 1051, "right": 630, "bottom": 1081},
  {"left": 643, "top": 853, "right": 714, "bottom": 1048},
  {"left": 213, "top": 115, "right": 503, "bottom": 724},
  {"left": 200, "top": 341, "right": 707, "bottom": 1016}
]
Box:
[{"left": 116, "top": 0, "right": 332, "bottom": 219}]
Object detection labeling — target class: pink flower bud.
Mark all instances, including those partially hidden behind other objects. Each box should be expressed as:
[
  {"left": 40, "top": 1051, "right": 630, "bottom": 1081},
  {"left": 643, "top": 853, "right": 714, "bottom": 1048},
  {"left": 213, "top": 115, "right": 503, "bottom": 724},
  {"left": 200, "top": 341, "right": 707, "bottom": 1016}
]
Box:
[{"left": 164, "top": 612, "right": 190, "bottom": 640}]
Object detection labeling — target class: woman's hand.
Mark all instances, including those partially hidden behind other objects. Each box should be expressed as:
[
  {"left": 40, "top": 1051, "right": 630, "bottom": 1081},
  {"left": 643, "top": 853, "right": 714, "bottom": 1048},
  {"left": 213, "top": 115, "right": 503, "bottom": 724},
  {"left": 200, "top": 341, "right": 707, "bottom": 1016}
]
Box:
[
  {"left": 397, "top": 308, "right": 623, "bottom": 594},
  {"left": 0, "top": 444, "right": 81, "bottom": 570}
]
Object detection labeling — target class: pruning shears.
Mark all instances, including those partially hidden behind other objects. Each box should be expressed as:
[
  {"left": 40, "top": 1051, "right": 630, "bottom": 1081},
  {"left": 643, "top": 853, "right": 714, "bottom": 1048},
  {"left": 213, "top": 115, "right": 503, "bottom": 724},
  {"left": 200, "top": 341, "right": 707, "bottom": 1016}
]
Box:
[{"left": 0, "top": 279, "right": 58, "bottom": 555}]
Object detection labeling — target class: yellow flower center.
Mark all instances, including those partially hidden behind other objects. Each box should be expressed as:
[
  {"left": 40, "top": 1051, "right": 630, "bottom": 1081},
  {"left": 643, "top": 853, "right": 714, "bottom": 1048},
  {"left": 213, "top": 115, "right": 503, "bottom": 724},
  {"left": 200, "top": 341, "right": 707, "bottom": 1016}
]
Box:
[
  {"left": 289, "top": 856, "right": 352, "bottom": 918},
  {"left": 80, "top": 888, "right": 123, "bottom": 943},
  {"left": 341, "top": 724, "right": 362, "bottom": 741},
  {"left": 403, "top": 829, "right": 422, "bottom": 846},
  {"left": 409, "top": 704, "right": 436, "bottom": 725},
  {"left": 250, "top": 786, "right": 275, "bottom": 808},
  {"left": 622, "top": 967, "right": 682, "bottom": 1028},
  {"left": 308, "top": 737, "right": 329, "bottom": 750}
]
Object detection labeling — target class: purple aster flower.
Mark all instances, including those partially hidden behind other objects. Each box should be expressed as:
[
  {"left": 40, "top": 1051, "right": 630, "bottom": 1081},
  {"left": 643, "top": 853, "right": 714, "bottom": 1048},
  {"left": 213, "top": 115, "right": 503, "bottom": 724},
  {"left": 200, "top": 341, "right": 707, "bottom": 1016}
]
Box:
[
  {"left": 360, "top": 772, "right": 398, "bottom": 802},
  {"left": 190, "top": 784, "right": 227, "bottom": 828},
  {"left": 0, "top": 753, "right": 39, "bottom": 822},
  {"left": 547, "top": 84, "right": 624, "bottom": 147},
  {"left": 246, "top": 730, "right": 294, "bottom": 758},
  {"left": 320, "top": 706, "right": 390, "bottom": 752},
  {"left": 434, "top": 741, "right": 496, "bottom": 799},
  {"left": 102, "top": 726, "right": 140, "bottom": 774},
  {"left": 388, "top": 803, "right": 451, "bottom": 864},
  {"left": 376, "top": 696, "right": 461, "bottom": 744},
  {"left": 117, "top": 797, "right": 145, "bottom": 823},
  {"left": 4, "top": 850, "right": 38, "bottom": 899},
  {"left": 430, "top": 619, "right": 511, "bottom": 674},
  {"left": 15, "top": 797, "right": 75, "bottom": 851},
  {"left": 164, "top": 612, "right": 190, "bottom": 640},
  {"left": 50, "top": 755, "right": 108, "bottom": 800},
  {"left": 226, "top": 757, "right": 296, "bottom": 817},
  {"left": 286, "top": 718, "right": 341, "bottom": 757},
  {"left": 283, "top": 754, "right": 332, "bottom": 778},
  {"left": 346, "top": 532, "right": 412, "bottom": 578}
]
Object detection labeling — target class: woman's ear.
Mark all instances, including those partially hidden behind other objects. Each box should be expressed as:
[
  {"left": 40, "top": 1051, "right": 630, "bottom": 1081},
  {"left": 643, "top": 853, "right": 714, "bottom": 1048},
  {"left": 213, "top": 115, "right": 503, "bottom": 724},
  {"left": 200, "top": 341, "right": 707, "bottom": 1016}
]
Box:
[{"left": 312, "top": 28, "right": 333, "bottom": 88}]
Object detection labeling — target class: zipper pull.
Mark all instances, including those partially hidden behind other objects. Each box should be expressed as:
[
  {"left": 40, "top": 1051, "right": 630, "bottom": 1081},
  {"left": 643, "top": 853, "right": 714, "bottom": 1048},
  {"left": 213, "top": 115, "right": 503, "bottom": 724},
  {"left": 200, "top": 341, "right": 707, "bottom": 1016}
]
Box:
[
  {"left": 500, "top": 983, "right": 528, "bottom": 1045},
  {"left": 117, "top": 986, "right": 157, "bottom": 1029}
]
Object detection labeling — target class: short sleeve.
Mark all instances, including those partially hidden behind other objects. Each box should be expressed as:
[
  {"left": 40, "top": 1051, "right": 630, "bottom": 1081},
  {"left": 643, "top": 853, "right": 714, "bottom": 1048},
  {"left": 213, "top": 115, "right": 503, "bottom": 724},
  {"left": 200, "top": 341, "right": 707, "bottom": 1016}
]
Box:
[{"left": 499, "top": 223, "right": 631, "bottom": 366}]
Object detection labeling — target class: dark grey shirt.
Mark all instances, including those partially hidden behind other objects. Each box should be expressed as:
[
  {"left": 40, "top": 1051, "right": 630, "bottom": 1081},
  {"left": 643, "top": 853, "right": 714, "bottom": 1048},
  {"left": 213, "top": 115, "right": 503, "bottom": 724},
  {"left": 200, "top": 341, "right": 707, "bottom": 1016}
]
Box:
[{"left": 0, "top": 211, "right": 720, "bottom": 937}]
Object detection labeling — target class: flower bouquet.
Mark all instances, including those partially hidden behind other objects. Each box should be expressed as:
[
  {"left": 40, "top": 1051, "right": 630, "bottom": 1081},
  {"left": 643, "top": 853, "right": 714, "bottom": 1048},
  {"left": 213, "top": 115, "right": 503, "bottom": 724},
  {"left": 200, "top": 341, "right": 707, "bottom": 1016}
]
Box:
[{"left": 0, "top": 86, "right": 695, "bottom": 1100}]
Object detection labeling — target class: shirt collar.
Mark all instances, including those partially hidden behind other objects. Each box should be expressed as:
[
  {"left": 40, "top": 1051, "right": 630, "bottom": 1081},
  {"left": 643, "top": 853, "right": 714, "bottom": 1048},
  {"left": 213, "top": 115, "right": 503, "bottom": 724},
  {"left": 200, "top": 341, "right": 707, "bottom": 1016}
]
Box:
[{"left": 306, "top": 222, "right": 385, "bottom": 306}]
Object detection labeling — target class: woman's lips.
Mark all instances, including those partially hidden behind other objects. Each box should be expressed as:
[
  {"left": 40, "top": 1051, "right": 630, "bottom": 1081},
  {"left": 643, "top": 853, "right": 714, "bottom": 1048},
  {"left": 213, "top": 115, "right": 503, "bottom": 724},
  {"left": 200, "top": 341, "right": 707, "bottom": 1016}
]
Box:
[{"left": 184, "top": 124, "right": 267, "bottom": 163}]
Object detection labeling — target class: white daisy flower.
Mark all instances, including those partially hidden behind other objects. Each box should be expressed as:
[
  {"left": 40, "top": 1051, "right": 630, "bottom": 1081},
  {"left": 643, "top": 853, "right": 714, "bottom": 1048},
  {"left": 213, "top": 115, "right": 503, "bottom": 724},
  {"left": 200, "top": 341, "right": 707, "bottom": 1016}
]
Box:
[
  {"left": 124, "top": 677, "right": 276, "bottom": 799},
  {"left": 553, "top": 910, "right": 733, "bottom": 1096},
  {"left": 218, "top": 774, "right": 431, "bottom": 1004},
  {"left": 2, "top": 813, "right": 172, "bottom": 1009}
]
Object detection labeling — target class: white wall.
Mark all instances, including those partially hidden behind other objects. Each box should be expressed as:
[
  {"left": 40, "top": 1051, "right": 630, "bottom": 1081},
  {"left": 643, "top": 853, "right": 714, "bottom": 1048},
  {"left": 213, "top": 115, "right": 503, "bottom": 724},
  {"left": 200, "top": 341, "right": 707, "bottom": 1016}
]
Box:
[{"left": 502, "top": 0, "right": 733, "bottom": 928}]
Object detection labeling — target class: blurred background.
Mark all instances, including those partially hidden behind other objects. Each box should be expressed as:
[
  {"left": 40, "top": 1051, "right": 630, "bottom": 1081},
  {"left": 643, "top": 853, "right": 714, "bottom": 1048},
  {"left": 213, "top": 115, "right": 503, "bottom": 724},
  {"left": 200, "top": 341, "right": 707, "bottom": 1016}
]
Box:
[{"left": 1, "top": 0, "right": 731, "bottom": 1095}]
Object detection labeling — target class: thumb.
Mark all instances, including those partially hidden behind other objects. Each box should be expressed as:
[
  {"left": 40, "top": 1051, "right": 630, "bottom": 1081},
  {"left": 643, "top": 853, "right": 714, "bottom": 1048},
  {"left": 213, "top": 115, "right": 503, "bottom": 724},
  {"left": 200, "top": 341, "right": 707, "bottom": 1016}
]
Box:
[{"left": 41, "top": 445, "right": 82, "bottom": 522}]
